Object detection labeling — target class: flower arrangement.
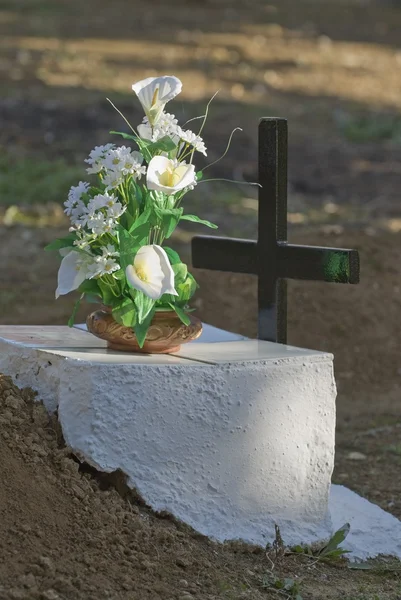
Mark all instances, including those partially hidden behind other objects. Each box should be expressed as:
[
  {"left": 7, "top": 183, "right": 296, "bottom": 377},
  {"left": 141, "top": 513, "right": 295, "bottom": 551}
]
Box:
[{"left": 47, "top": 75, "right": 236, "bottom": 348}]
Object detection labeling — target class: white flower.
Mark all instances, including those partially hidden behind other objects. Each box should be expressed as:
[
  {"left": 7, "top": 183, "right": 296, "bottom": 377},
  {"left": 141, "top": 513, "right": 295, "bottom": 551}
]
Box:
[
  {"left": 107, "top": 201, "right": 126, "bottom": 219},
  {"left": 88, "top": 193, "right": 126, "bottom": 219},
  {"left": 120, "top": 153, "right": 143, "bottom": 176},
  {"left": 85, "top": 213, "right": 118, "bottom": 236},
  {"left": 87, "top": 193, "right": 108, "bottom": 213},
  {"left": 87, "top": 255, "right": 120, "bottom": 279},
  {"left": 102, "top": 170, "right": 124, "bottom": 190},
  {"left": 103, "top": 146, "right": 137, "bottom": 170},
  {"left": 64, "top": 181, "right": 90, "bottom": 216},
  {"left": 101, "top": 244, "right": 120, "bottom": 258},
  {"left": 73, "top": 231, "right": 95, "bottom": 250},
  {"left": 55, "top": 250, "right": 91, "bottom": 298},
  {"left": 101, "top": 218, "right": 119, "bottom": 235},
  {"left": 126, "top": 245, "right": 178, "bottom": 300},
  {"left": 138, "top": 113, "right": 180, "bottom": 143},
  {"left": 178, "top": 128, "right": 207, "bottom": 156},
  {"left": 68, "top": 201, "right": 86, "bottom": 225},
  {"left": 85, "top": 144, "right": 115, "bottom": 174},
  {"left": 132, "top": 76, "right": 182, "bottom": 125},
  {"left": 134, "top": 165, "right": 147, "bottom": 180},
  {"left": 137, "top": 122, "right": 155, "bottom": 141},
  {"left": 146, "top": 156, "right": 196, "bottom": 194}
]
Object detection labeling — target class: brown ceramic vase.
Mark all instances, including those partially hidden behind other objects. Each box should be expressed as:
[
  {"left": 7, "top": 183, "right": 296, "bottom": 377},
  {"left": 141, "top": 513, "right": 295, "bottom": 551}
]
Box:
[{"left": 86, "top": 306, "right": 202, "bottom": 354}]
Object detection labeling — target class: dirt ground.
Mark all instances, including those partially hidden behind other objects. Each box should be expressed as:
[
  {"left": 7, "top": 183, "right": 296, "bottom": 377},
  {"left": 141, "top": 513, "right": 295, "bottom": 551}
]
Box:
[
  {"left": 1, "top": 0, "right": 401, "bottom": 598},
  {"left": 2, "top": 375, "right": 401, "bottom": 600}
]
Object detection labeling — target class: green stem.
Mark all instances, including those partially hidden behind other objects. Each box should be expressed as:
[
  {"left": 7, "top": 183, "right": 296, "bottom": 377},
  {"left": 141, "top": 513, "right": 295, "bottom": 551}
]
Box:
[
  {"left": 106, "top": 98, "right": 138, "bottom": 137},
  {"left": 104, "top": 274, "right": 120, "bottom": 296}
]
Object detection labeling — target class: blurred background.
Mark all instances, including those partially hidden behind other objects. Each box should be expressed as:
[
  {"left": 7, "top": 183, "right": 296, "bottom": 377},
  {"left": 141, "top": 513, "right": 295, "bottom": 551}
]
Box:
[{"left": 1, "top": 0, "right": 401, "bottom": 517}]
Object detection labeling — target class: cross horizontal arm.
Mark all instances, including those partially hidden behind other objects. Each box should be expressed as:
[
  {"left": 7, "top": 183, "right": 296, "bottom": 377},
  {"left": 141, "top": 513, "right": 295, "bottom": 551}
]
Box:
[
  {"left": 277, "top": 243, "right": 360, "bottom": 284},
  {"left": 192, "top": 236, "right": 360, "bottom": 284},
  {"left": 191, "top": 236, "right": 257, "bottom": 274}
]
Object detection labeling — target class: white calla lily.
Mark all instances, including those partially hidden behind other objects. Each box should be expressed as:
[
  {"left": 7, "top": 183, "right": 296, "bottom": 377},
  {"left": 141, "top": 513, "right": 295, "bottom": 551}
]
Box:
[
  {"left": 132, "top": 76, "right": 182, "bottom": 125},
  {"left": 146, "top": 157, "right": 196, "bottom": 194},
  {"left": 55, "top": 250, "right": 88, "bottom": 298},
  {"left": 126, "top": 245, "right": 178, "bottom": 300}
]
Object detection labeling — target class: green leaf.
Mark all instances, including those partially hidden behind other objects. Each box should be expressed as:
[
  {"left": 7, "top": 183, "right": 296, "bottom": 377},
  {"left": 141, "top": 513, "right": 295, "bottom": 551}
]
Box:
[
  {"left": 168, "top": 303, "right": 190, "bottom": 325},
  {"left": 84, "top": 293, "right": 102, "bottom": 304},
  {"left": 110, "top": 130, "right": 137, "bottom": 142},
  {"left": 112, "top": 269, "right": 126, "bottom": 281},
  {"left": 97, "top": 278, "right": 119, "bottom": 307},
  {"left": 319, "top": 523, "right": 350, "bottom": 557},
  {"left": 112, "top": 297, "right": 136, "bottom": 328},
  {"left": 146, "top": 136, "right": 177, "bottom": 154},
  {"left": 196, "top": 170, "right": 203, "bottom": 181},
  {"left": 128, "top": 179, "right": 144, "bottom": 212},
  {"left": 67, "top": 295, "right": 83, "bottom": 327},
  {"left": 129, "top": 206, "right": 152, "bottom": 234},
  {"left": 153, "top": 206, "right": 183, "bottom": 238},
  {"left": 118, "top": 225, "right": 150, "bottom": 272},
  {"left": 348, "top": 562, "right": 374, "bottom": 570},
  {"left": 133, "top": 291, "right": 155, "bottom": 324},
  {"left": 176, "top": 272, "right": 198, "bottom": 303},
  {"left": 163, "top": 246, "right": 182, "bottom": 265},
  {"left": 134, "top": 307, "right": 156, "bottom": 348},
  {"left": 130, "top": 221, "right": 151, "bottom": 246},
  {"left": 180, "top": 214, "right": 218, "bottom": 229},
  {"left": 172, "top": 262, "right": 188, "bottom": 285},
  {"left": 283, "top": 579, "right": 295, "bottom": 591},
  {"left": 44, "top": 232, "right": 77, "bottom": 252},
  {"left": 78, "top": 279, "right": 101, "bottom": 295}
]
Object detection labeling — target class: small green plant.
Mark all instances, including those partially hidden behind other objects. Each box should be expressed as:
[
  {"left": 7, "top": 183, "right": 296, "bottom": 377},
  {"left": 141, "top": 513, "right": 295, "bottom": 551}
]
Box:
[
  {"left": 262, "top": 525, "right": 304, "bottom": 599},
  {"left": 261, "top": 524, "right": 351, "bottom": 598},
  {"left": 291, "top": 523, "right": 351, "bottom": 562},
  {"left": 261, "top": 574, "right": 303, "bottom": 599}
]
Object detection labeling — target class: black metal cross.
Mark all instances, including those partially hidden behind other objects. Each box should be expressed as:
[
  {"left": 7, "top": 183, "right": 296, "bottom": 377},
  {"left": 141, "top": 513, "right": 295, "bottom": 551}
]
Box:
[{"left": 191, "top": 118, "right": 360, "bottom": 344}]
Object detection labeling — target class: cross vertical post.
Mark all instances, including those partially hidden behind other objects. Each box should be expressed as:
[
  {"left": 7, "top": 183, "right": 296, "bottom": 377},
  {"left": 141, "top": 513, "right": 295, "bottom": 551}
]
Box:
[{"left": 258, "top": 118, "right": 288, "bottom": 343}]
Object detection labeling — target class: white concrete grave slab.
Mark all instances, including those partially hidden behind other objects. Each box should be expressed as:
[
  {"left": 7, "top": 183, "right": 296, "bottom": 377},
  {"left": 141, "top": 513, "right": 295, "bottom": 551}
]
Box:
[{"left": 1, "top": 324, "right": 401, "bottom": 561}]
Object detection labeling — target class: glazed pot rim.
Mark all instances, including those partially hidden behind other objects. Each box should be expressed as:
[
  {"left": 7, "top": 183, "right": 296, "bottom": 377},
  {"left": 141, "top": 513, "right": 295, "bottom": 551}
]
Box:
[{"left": 101, "top": 304, "right": 177, "bottom": 316}]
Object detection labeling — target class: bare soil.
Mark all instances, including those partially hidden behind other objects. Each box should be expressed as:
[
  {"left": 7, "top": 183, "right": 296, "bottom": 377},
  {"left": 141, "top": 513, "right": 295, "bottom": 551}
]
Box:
[{"left": 1, "top": 373, "right": 401, "bottom": 600}]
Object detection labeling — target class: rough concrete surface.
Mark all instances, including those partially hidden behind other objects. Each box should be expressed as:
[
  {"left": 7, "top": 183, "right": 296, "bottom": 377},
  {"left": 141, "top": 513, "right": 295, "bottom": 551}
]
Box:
[{"left": 0, "top": 326, "right": 336, "bottom": 548}]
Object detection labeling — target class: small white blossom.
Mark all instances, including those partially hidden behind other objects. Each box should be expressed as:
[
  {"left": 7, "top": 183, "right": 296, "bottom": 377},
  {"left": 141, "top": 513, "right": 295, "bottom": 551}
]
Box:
[
  {"left": 87, "top": 255, "right": 120, "bottom": 279},
  {"left": 101, "top": 217, "right": 119, "bottom": 235},
  {"left": 85, "top": 212, "right": 105, "bottom": 235},
  {"left": 103, "top": 146, "right": 129, "bottom": 170},
  {"left": 68, "top": 201, "right": 86, "bottom": 225},
  {"left": 73, "top": 231, "right": 95, "bottom": 250},
  {"left": 64, "top": 181, "right": 90, "bottom": 217},
  {"left": 138, "top": 113, "right": 179, "bottom": 143},
  {"left": 107, "top": 201, "right": 126, "bottom": 219},
  {"left": 102, "top": 170, "right": 124, "bottom": 190},
  {"left": 103, "top": 146, "right": 145, "bottom": 180},
  {"left": 178, "top": 128, "right": 207, "bottom": 155},
  {"left": 101, "top": 244, "right": 120, "bottom": 258},
  {"left": 87, "top": 194, "right": 108, "bottom": 213},
  {"left": 87, "top": 192, "right": 120, "bottom": 214},
  {"left": 85, "top": 144, "right": 115, "bottom": 174},
  {"left": 137, "top": 122, "right": 156, "bottom": 141},
  {"left": 134, "top": 165, "right": 147, "bottom": 180}
]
